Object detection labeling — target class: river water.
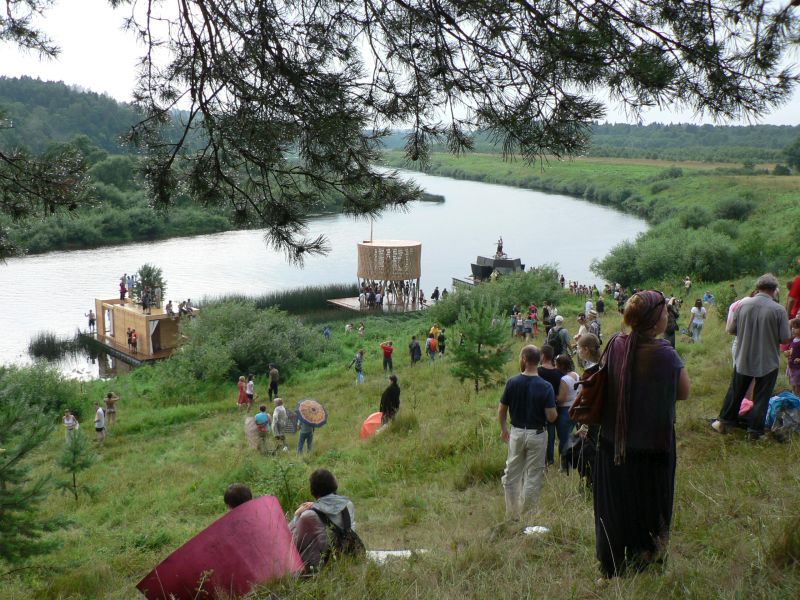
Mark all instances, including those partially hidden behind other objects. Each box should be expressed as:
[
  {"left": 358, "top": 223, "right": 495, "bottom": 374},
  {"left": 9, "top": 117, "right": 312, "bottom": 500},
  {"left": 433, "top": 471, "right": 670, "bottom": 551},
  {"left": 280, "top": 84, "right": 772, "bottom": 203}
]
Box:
[{"left": 0, "top": 170, "right": 647, "bottom": 373}]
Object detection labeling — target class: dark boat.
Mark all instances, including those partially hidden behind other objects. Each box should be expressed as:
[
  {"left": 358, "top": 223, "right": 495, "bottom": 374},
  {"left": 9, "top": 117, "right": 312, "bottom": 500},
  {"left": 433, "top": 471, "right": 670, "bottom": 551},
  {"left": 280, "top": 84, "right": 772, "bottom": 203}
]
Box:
[{"left": 453, "top": 254, "right": 525, "bottom": 288}]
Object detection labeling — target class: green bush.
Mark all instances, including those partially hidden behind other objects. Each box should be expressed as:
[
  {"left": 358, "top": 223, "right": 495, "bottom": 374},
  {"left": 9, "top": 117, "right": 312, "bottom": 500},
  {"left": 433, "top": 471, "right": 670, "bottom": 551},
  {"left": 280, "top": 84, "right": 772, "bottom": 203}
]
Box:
[
  {"left": 172, "top": 303, "right": 323, "bottom": 381},
  {"left": 427, "top": 267, "right": 565, "bottom": 326},
  {"left": 713, "top": 196, "right": 756, "bottom": 221}
]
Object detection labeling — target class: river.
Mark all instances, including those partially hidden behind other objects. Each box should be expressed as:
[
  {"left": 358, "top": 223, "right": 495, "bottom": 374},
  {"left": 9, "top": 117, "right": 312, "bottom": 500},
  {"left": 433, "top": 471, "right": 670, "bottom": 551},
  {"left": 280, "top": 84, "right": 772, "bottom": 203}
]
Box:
[{"left": 0, "top": 170, "right": 647, "bottom": 374}]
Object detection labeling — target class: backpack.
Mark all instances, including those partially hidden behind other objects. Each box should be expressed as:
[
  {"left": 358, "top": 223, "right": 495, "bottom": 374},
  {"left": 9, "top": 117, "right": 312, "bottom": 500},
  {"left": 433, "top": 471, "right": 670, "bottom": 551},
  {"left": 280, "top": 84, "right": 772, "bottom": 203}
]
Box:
[
  {"left": 547, "top": 326, "right": 564, "bottom": 356},
  {"left": 311, "top": 508, "right": 365, "bottom": 567},
  {"left": 588, "top": 320, "right": 602, "bottom": 343}
]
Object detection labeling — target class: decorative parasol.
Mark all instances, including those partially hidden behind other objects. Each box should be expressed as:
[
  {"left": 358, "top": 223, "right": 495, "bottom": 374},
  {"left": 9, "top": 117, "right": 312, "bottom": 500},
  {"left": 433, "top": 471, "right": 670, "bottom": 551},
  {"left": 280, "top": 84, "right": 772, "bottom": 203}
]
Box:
[
  {"left": 359, "top": 412, "right": 384, "bottom": 439},
  {"left": 136, "top": 496, "right": 302, "bottom": 600},
  {"left": 296, "top": 398, "right": 328, "bottom": 427}
]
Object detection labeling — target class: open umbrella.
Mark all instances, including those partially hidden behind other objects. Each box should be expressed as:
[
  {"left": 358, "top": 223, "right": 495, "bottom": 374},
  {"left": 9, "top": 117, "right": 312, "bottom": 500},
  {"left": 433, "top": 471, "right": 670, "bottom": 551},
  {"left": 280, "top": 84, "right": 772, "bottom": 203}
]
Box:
[
  {"left": 360, "top": 412, "right": 384, "bottom": 439},
  {"left": 296, "top": 398, "right": 328, "bottom": 427},
  {"left": 136, "top": 496, "right": 303, "bottom": 600}
]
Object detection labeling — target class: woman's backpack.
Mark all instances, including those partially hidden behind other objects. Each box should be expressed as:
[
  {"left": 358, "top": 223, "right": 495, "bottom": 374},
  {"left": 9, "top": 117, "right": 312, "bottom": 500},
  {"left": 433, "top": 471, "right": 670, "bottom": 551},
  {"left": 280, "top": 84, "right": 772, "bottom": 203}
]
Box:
[
  {"left": 311, "top": 508, "right": 366, "bottom": 566},
  {"left": 568, "top": 333, "right": 618, "bottom": 425}
]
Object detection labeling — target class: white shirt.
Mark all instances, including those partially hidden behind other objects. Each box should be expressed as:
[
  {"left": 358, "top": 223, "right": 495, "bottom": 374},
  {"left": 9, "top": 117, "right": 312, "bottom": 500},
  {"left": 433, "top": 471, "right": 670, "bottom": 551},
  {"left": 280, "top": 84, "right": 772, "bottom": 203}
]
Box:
[
  {"left": 246, "top": 380, "right": 254, "bottom": 395},
  {"left": 691, "top": 306, "right": 707, "bottom": 324},
  {"left": 95, "top": 407, "right": 105, "bottom": 429}
]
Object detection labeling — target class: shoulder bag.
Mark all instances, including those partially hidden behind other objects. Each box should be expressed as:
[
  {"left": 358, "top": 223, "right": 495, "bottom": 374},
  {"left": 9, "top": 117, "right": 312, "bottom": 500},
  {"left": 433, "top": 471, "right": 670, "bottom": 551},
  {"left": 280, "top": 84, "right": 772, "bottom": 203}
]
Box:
[{"left": 568, "top": 333, "right": 619, "bottom": 425}]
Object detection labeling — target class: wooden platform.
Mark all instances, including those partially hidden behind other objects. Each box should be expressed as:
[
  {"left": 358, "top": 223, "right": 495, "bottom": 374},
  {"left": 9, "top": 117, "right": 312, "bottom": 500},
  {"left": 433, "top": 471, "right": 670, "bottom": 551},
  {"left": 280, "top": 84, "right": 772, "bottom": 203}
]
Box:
[
  {"left": 327, "top": 297, "right": 428, "bottom": 313},
  {"left": 89, "top": 333, "right": 174, "bottom": 366}
]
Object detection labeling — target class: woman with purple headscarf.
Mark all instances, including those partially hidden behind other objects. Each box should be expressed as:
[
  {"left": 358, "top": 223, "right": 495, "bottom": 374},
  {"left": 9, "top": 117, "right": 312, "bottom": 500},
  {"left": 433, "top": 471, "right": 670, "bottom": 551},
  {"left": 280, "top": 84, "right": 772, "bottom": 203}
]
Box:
[{"left": 594, "top": 290, "right": 690, "bottom": 579}]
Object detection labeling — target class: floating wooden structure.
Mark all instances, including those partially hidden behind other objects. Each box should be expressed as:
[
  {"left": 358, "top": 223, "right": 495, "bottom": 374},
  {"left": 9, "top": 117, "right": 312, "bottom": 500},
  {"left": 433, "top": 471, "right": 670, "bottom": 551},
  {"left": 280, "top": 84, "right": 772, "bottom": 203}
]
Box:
[
  {"left": 327, "top": 239, "right": 425, "bottom": 313},
  {"left": 91, "top": 298, "right": 189, "bottom": 364},
  {"left": 453, "top": 254, "right": 526, "bottom": 289}
]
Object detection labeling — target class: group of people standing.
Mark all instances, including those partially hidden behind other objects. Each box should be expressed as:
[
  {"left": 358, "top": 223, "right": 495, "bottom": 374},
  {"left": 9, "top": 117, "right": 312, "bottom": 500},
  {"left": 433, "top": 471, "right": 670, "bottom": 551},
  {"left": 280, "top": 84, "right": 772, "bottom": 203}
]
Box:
[
  {"left": 499, "top": 289, "right": 689, "bottom": 579},
  {"left": 62, "top": 392, "right": 119, "bottom": 445}
]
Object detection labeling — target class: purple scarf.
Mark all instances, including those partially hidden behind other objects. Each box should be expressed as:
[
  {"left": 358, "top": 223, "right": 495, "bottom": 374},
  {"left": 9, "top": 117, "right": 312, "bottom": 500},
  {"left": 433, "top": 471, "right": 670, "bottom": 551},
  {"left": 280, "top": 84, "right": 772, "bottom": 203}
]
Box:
[{"left": 613, "top": 290, "right": 666, "bottom": 464}]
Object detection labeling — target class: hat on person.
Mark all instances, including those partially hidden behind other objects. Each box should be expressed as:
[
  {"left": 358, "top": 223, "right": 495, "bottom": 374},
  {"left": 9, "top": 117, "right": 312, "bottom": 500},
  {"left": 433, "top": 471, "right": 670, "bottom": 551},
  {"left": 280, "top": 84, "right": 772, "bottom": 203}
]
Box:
[
  {"left": 588, "top": 309, "right": 597, "bottom": 318},
  {"left": 555, "top": 315, "right": 564, "bottom": 323}
]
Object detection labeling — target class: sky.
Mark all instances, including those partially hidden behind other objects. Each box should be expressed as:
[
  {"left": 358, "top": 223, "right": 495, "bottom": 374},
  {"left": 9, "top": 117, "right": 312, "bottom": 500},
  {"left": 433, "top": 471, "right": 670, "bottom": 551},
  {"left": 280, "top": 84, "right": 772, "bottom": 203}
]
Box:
[{"left": 2, "top": 0, "right": 799, "bottom": 126}]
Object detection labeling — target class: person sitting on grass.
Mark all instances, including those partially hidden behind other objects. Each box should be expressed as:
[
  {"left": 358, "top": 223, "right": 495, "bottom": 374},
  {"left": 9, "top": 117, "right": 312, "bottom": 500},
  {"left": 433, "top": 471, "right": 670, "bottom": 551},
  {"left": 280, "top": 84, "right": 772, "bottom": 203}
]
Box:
[
  {"left": 289, "top": 469, "right": 357, "bottom": 575},
  {"left": 224, "top": 483, "right": 253, "bottom": 510}
]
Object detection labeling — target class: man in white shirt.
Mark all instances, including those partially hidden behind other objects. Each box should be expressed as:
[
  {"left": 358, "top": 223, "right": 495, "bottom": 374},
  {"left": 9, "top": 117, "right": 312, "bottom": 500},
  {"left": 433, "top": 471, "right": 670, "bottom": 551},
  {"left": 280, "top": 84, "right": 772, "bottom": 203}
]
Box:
[{"left": 94, "top": 403, "right": 106, "bottom": 444}]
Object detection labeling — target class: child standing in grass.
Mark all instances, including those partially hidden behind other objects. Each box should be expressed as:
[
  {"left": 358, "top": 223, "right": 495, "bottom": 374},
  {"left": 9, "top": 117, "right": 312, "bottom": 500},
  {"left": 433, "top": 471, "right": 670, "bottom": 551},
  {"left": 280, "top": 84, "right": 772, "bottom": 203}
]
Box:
[
  {"left": 786, "top": 318, "right": 800, "bottom": 396},
  {"left": 255, "top": 405, "right": 271, "bottom": 454}
]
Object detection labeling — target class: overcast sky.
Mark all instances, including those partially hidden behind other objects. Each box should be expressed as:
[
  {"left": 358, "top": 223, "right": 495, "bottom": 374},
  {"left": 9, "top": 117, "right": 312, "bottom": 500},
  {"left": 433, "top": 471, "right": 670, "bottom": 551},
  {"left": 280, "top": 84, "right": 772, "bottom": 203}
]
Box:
[{"left": 2, "top": 0, "right": 799, "bottom": 126}]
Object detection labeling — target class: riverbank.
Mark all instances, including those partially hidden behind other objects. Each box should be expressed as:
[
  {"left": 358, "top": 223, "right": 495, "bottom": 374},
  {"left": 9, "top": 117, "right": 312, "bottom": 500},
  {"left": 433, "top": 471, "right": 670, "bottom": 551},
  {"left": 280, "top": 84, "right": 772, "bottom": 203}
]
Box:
[
  {"left": 4, "top": 271, "right": 800, "bottom": 598},
  {"left": 383, "top": 152, "right": 800, "bottom": 286}
]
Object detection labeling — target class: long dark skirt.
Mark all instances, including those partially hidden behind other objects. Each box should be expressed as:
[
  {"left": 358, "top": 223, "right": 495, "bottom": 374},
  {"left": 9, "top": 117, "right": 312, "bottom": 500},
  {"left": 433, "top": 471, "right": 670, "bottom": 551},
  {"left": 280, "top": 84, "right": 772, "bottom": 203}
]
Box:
[{"left": 593, "top": 437, "right": 676, "bottom": 578}]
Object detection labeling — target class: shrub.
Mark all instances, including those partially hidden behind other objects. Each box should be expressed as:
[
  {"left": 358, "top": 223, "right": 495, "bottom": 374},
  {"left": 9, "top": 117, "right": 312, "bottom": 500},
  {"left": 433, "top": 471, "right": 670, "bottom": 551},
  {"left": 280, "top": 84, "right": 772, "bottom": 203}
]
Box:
[
  {"left": 713, "top": 196, "right": 756, "bottom": 221},
  {"left": 428, "top": 267, "right": 565, "bottom": 326},
  {"left": 172, "top": 303, "right": 323, "bottom": 381},
  {"left": 678, "top": 206, "right": 711, "bottom": 230},
  {"left": 772, "top": 164, "right": 791, "bottom": 176},
  {"left": 650, "top": 182, "right": 670, "bottom": 194}
]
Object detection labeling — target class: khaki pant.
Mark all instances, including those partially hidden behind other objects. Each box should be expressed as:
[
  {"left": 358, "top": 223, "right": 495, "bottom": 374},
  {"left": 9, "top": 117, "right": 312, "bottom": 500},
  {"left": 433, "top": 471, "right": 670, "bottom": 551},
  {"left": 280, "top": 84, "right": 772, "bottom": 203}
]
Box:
[{"left": 502, "top": 426, "right": 547, "bottom": 519}]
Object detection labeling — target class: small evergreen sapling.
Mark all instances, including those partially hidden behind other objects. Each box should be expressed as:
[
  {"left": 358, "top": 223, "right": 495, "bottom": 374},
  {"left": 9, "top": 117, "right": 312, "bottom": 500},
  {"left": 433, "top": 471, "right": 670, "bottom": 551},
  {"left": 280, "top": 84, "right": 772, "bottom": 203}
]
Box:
[
  {"left": 56, "top": 431, "right": 96, "bottom": 503},
  {"left": 0, "top": 392, "right": 59, "bottom": 564},
  {"left": 450, "top": 298, "right": 510, "bottom": 392}
]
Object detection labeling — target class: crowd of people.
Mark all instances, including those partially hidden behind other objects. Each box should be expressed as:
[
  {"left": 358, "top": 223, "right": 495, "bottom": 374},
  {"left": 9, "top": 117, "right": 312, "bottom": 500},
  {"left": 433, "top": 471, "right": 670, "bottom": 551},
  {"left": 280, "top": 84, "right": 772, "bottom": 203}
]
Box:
[
  {"left": 497, "top": 266, "right": 800, "bottom": 581},
  {"left": 70, "top": 261, "right": 800, "bottom": 582},
  {"left": 356, "top": 279, "right": 447, "bottom": 312}
]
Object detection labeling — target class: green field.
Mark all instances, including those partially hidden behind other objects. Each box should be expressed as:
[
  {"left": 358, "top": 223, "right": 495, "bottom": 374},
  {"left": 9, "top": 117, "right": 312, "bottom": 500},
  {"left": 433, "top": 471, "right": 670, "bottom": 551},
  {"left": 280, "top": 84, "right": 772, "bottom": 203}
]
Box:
[{"left": 4, "top": 275, "right": 800, "bottom": 599}]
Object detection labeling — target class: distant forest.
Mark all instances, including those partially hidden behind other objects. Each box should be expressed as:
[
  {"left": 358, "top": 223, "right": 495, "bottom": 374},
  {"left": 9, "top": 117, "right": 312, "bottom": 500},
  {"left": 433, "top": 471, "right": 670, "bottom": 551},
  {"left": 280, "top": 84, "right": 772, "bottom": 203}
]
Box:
[
  {"left": 1, "top": 76, "right": 798, "bottom": 163},
  {"left": 0, "top": 76, "right": 140, "bottom": 153},
  {"left": 382, "top": 124, "right": 800, "bottom": 163}
]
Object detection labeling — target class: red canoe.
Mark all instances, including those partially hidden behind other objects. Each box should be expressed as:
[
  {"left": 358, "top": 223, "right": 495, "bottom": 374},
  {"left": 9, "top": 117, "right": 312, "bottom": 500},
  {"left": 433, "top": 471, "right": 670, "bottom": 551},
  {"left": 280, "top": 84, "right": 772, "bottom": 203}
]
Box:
[{"left": 136, "top": 495, "right": 303, "bottom": 599}]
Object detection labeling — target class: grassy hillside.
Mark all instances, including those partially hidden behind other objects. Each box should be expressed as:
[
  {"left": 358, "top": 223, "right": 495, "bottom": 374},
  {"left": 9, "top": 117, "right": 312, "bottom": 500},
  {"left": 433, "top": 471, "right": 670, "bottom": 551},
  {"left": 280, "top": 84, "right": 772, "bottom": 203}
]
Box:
[{"left": 4, "top": 278, "right": 800, "bottom": 599}]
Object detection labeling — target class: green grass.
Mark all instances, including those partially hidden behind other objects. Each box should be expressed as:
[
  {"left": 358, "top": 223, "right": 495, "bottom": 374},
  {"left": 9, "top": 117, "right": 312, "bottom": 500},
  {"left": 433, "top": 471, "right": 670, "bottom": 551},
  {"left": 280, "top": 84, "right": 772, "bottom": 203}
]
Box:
[{"left": 4, "top": 283, "right": 800, "bottom": 599}]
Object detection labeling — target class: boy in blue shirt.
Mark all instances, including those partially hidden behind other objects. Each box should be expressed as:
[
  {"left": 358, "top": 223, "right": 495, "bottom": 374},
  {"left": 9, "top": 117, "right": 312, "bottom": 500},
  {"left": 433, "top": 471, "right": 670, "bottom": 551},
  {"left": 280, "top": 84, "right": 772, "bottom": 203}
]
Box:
[{"left": 255, "top": 405, "right": 271, "bottom": 454}]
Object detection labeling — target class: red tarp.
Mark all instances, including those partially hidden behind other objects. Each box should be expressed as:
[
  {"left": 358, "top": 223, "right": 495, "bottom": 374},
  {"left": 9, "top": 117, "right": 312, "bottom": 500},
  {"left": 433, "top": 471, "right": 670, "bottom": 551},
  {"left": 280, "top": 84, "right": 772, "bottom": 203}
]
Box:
[
  {"left": 360, "top": 412, "right": 384, "bottom": 439},
  {"left": 136, "top": 495, "right": 303, "bottom": 599}
]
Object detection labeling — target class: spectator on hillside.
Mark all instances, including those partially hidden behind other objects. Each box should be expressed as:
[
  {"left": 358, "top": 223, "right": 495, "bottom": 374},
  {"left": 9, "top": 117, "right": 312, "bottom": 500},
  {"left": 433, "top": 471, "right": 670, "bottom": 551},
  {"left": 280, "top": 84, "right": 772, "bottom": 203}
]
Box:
[
  {"left": 380, "top": 340, "right": 394, "bottom": 373},
  {"left": 409, "top": 336, "right": 422, "bottom": 366},
  {"left": 596, "top": 296, "right": 605, "bottom": 315},
  {"left": 786, "top": 259, "right": 800, "bottom": 319},
  {"left": 546, "top": 315, "right": 572, "bottom": 357},
  {"left": 104, "top": 392, "right": 119, "bottom": 426},
  {"left": 224, "top": 484, "right": 253, "bottom": 510},
  {"left": 380, "top": 375, "right": 401, "bottom": 424},
  {"left": 663, "top": 297, "right": 681, "bottom": 349},
  {"left": 712, "top": 274, "right": 791, "bottom": 439},
  {"left": 498, "top": 345, "right": 557, "bottom": 519},
  {"left": 438, "top": 329, "right": 447, "bottom": 355},
  {"left": 425, "top": 333, "right": 438, "bottom": 362},
  {"left": 255, "top": 404, "right": 271, "bottom": 454},
  {"left": 554, "top": 354, "right": 579, "bottom": 473},
  {"left": 349, "top": 350, "right": 365, "bottom": 384},
  {"left": 538, "top": 344, "right": 562, "bottom": 468},
  {"left": 688, "top": 299, "right": 707, "bottom": 343},
  {"left": 268, "top": 364, "right": 280, "bottom": 401},
  {"left": 94, "top": 402, "right": 106, "bottom": 444},
  {"left": 587, "top": 310, "right": 602, "bottom": 343},
  {"left": 594, "top": 290, "right": 690, "bottom": 578},
  {"left": 272, "top": 398, "right": 289, "bottom": 453},
  {"left": 63, "top": 409, "right": 79, "bottom": 441},
  {"left": 289, "top": 469, "right": 357, "bottom": 575}
]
